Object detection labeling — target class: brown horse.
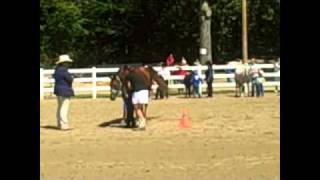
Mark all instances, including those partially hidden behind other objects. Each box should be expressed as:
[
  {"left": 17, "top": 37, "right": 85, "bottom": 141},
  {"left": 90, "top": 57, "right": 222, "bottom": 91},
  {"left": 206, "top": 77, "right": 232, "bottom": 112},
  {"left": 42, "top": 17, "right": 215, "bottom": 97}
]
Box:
[{"left": 110, "top": 65, "right": 168, "bottom": 127}]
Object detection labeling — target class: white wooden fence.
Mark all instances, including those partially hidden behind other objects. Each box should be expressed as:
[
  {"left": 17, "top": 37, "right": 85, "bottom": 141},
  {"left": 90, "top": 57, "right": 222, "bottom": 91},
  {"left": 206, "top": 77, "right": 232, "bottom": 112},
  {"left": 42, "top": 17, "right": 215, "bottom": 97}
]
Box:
[{"left": 40, "top": 64, "right": 280, "bottom": 100}]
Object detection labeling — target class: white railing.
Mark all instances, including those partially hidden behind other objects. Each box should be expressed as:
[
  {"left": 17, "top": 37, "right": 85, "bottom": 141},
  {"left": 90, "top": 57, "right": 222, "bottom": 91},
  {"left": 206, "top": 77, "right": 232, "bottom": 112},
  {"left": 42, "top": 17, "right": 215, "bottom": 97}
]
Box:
[{"left": 40, "top": 64, "right": 280, "bottom": 100}]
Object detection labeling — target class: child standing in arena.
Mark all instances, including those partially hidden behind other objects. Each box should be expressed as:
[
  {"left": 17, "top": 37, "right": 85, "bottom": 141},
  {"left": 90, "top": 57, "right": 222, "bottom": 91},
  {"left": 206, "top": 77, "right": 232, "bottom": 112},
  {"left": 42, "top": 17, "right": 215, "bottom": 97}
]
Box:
[{"left": 191, "top": 71, "right": 203, "bottom": 98}]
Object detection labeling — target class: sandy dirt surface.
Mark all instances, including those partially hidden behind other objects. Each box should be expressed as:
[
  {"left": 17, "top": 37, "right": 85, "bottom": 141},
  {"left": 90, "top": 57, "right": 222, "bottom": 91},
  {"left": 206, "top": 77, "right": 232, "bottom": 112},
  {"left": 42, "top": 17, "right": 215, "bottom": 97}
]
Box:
[{"left": 40, "top": 94, "right": 280, "bottom": 180}]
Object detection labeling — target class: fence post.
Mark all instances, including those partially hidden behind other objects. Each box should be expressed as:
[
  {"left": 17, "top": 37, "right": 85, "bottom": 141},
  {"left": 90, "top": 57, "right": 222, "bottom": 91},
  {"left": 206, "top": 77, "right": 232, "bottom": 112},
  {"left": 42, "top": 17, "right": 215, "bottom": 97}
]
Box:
[
  {"left": 92, "top": 67, "right": 97, "bottom": 99},
  {"left": 197, "top": 65, "right": 202, "bottom": 96},
  {"left": 40, "top": 68, "right": 44, "bottom": 100}
]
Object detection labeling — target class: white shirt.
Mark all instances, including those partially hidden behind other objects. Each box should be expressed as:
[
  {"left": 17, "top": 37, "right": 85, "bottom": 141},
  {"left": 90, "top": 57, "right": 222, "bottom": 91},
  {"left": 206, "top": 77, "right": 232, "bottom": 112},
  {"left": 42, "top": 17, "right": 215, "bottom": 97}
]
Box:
[{"left": 250, "top": 64, "right": 260, "bottom": 78}]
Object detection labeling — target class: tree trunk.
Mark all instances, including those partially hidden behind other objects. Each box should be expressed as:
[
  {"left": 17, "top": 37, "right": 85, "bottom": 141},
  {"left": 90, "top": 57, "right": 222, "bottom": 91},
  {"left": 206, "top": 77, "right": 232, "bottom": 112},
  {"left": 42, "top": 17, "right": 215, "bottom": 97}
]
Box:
[{"left": 199, "top": 0, "right": 212, "bottom": 65}]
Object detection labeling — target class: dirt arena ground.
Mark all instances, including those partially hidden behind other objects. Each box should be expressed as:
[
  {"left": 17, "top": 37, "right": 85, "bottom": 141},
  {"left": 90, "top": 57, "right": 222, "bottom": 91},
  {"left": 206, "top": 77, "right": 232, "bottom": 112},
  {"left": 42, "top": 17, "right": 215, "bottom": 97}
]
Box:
[{"left": 40, "top": 93, "right": 280, "bottom": 180}]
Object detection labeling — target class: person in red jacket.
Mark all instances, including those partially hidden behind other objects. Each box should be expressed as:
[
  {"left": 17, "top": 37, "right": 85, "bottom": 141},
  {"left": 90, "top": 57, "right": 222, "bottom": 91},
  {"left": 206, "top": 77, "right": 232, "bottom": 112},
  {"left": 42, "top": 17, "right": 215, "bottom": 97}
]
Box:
[{"left": 166, "top": 53, "right": 175, "bottom": 66}]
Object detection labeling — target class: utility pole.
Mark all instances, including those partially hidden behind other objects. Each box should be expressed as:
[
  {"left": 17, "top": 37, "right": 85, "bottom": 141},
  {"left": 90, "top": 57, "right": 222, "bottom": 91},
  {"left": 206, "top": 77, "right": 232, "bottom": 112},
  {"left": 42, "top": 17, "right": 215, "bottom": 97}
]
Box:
[{"left": 242, "top": 0, "right": 248, "bottom": 64}]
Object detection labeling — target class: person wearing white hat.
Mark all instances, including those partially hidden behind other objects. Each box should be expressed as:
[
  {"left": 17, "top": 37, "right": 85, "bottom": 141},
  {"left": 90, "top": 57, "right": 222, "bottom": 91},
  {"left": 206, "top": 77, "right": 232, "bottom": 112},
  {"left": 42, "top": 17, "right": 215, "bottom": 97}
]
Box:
[
  {"left": 52, "top": 54, "right": 74, "bottom": 130},
  {"left": 181, "top": 57, "right": 187, "bottom": 65}
]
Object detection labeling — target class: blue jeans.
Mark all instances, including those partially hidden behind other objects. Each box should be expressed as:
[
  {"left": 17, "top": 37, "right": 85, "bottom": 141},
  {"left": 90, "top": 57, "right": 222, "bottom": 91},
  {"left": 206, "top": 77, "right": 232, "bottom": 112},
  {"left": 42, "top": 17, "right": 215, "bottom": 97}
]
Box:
[
  {"left": 257, "top": 83, "right": 264, "bottom": 97},
  {"left": 251, "top": 78, "right": 259, "bottom": 97}
]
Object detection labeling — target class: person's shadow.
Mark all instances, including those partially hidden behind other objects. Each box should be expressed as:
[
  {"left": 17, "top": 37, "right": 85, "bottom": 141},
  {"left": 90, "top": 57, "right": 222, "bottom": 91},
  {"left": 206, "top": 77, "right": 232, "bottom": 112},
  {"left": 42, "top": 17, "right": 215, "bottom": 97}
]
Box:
[
  {"left": 98, "top": 118, "right": 125, "bottom": 128},
  {"left": 98, "top": 116, "right": 160, "bottom": 128},
  {"left": 40, "top": 125, "right": 60, "bottom": 130}
]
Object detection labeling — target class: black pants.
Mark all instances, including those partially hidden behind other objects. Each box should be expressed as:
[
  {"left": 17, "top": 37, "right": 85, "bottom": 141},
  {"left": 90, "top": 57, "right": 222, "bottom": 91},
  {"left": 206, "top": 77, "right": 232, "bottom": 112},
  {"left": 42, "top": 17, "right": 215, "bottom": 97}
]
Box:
[
  {"left": 123, "top": 94, "right": 135, "bottom": 127},
  {"left": 207, "top": 80, "right": 213, "bottom": 97},
  {"left": 185, "top": 85, "right": 192, "bottom": 98}
]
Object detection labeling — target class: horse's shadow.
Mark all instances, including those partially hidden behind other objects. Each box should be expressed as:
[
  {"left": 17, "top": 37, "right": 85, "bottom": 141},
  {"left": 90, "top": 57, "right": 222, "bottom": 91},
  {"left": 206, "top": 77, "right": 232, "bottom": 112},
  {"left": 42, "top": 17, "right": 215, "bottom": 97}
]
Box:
[{"left": 98, "top": 116, "right": 160, "bottom": 128}]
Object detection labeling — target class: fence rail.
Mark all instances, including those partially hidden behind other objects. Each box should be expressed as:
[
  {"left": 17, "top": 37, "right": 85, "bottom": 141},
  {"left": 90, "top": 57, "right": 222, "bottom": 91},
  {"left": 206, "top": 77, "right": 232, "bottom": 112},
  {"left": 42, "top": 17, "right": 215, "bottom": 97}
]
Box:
[{"left": 40, "top": 64, "right": 280, "bottom": 100}]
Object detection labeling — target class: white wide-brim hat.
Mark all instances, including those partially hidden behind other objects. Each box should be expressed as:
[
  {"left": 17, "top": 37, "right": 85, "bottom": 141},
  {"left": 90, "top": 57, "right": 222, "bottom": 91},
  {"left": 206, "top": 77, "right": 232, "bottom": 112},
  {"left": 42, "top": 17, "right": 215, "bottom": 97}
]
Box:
[
  {"left": 56, "top": 54, "right": 73, "bottom": 64},
  {"left": 181, "top": 59, "right": 187, "bottom": 65}
]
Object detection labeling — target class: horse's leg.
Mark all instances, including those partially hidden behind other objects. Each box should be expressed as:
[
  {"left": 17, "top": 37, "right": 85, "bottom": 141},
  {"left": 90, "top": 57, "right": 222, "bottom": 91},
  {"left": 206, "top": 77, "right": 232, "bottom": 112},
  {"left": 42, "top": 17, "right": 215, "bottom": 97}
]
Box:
[
  {"left": 155, "top": 88, "right": 159, "bottom": 99},
  {"left": 160, "top": 87, "right": 164, "bottom": 99},
  {"left": 143, "top": 104, "right": 148, "bottom": 119},
  {"left": 235, "top": 83, "right": 238, "bottom": 97},
  {"left": 247, "top": 82, "right": 250, "bottom": 97},
  {"left": 165, "top": 86, "right": 169, "bottom": 99},
  {"left": 241, "top": 84, "right": 246, "bottom": 97},
  {"left": 122, "top": 99, "right": 127, "bottom": 124},
  {"left": 244, "top": 84, "right": 247, "bottom": 97},
  {"left": 246, "top": 82, "right": 249, "bottom": 97}
]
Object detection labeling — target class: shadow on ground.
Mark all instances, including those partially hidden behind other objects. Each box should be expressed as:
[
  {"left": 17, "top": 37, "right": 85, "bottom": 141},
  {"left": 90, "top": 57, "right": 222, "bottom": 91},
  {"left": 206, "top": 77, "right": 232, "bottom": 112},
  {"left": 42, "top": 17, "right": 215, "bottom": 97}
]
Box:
[
  {"left": 40, "top": 125, "right": 60, "bottom": 130},
  {"left": 98, "top": 116, "right": 161, "bottom": 128},
  {"left": 98, "top": 118, "right": 124, "bottom": 128}
]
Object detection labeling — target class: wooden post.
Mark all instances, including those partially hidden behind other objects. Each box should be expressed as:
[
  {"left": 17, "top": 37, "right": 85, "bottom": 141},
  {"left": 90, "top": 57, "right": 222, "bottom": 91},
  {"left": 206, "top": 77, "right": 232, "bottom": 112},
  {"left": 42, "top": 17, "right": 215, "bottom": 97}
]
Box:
[
  {"left": 242, "top": 0, "right": 248, "bottom": 64},
  {"left": 40, "top": 68, "right": 44, "bottom": 100},
  {"left": 92, "top": 67, "right": 97, "bottom": 99}
]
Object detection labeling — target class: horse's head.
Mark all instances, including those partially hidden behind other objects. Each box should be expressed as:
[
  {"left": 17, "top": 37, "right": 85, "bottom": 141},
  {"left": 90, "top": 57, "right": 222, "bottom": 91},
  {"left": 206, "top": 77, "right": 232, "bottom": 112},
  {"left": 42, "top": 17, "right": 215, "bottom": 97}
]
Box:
[
  {"left": 110, "top": 74, "right": 122, "bottom": 101},
  {"left": 110, "top": 65, "right": 132, "bottom": 101}
]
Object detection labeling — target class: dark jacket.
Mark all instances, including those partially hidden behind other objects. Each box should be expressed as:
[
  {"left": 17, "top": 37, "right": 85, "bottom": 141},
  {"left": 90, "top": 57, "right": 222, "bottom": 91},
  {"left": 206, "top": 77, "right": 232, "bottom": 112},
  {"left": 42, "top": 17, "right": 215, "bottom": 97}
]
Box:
[
  {"left": 53, "top": 65, "right": 74, "bottom": 97},
  {"left": 205, "top": 66, "right": 214, "bottom": 82}
]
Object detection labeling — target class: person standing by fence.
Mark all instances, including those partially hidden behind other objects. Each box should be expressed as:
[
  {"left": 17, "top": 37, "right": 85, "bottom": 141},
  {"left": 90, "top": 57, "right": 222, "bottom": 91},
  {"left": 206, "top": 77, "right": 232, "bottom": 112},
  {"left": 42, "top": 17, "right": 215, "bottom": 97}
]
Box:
[
  {"left": 191, "top": 71, "right": 203, "bottom": 98},
  {"left": 249, "top": 59, "right": 261, "bottom": 97},
  {"left": 274, "top": 58, "right": 280, "bottom": 94},
  {"left": 257, "top": 69, "right": 265, "bottom": 97},
  {"left": 166, "top": 53, "right": 175, "bottom": 66},
  {"left": 205, "top": 61, "right": 214, "bottom": 97},
  {"left": 175, "top": 58, "right": 189, "bottom": 94},
  {"left": 53, "top": 55, "right": 74, "bottom": 130}
]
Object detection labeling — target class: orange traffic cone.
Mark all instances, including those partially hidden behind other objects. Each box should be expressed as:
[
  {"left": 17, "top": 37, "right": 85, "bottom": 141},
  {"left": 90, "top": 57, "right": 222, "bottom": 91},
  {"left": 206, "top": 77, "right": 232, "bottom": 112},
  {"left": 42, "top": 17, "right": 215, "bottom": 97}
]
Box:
[{"left": 179, "top": 109, "right": 191, "bottom": 128}]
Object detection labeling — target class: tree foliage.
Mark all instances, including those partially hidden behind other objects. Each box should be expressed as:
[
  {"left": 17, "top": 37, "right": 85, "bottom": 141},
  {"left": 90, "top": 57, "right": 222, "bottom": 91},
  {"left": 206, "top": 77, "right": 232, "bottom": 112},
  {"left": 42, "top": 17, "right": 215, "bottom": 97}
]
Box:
[{"left": 40, "top": 0, "right": 280, "bottom": 67}]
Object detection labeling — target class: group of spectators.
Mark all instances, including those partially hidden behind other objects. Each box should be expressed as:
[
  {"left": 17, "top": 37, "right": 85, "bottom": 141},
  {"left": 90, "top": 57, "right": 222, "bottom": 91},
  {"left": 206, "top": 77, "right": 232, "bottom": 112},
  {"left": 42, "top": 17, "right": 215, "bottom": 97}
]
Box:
[
  {"left": 156, "top": 54, "right": 280, "bottom": 99},
  {"left": 156, "top": 54, "right": 214, "bottom": 99}
]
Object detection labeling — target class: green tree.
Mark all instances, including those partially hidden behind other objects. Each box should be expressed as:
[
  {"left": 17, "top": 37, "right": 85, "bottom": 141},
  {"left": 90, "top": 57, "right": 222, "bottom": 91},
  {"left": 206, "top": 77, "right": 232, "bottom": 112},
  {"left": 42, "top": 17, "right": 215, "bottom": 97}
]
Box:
[{"left": 40, "top": 0, "right": 280, "bottom": 67}]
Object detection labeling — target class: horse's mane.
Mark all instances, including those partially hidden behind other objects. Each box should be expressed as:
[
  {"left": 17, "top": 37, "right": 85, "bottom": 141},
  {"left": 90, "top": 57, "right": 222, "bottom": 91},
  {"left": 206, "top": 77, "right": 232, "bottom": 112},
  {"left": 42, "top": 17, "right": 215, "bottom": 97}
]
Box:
[{"left": 146, "top": 66, "right": 158, "bottom": 77}]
